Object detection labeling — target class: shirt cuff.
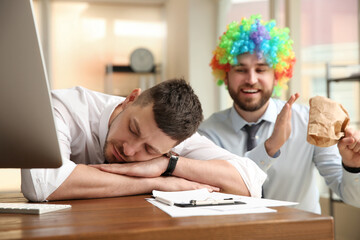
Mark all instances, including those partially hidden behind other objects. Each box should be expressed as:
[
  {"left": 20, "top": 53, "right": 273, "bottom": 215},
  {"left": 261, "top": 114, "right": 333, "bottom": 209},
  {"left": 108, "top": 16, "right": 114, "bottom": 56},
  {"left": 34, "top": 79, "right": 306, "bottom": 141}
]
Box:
[
  {"left": 227, "top": 158, "right": 267, "bottom": 198},
  {"left": 342, "top": 162, "right": 360, "bottom": 173},
  {"left": 246, "top": 142, "right": 279, "bottom": 171}
]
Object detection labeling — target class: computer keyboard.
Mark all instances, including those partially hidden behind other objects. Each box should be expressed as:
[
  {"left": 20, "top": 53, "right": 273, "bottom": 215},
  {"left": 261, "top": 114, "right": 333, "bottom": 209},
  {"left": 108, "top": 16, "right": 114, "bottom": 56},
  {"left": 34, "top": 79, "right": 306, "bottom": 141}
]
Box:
[{"left": 0, "top": 203, "right": 71, "bottom": 215}]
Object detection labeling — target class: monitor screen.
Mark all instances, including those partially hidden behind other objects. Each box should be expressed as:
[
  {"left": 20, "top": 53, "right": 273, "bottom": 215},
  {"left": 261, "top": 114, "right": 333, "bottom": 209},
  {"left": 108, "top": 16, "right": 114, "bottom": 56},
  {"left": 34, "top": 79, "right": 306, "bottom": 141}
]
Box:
[{"left": 0, "top": 0, "right": 62, "bottom": 168}]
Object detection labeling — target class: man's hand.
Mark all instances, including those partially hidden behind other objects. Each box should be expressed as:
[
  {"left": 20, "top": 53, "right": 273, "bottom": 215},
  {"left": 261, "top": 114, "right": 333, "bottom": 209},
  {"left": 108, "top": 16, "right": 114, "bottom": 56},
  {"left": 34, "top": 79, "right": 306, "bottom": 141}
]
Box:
[
  {"left": 156, "top": 176, "right": 220, "bottom": 192},
  {"left": 338, "top": 127, "right": 360, "bottom": 168},
  {"left": 90, "top": 159, "right": 221, "bottom": 193},
  {"left": 265, "top": 93, "right": 300, "bottom": 156},
  {"left": 91, "top": 156, "right": 169, "bottom": 178}
]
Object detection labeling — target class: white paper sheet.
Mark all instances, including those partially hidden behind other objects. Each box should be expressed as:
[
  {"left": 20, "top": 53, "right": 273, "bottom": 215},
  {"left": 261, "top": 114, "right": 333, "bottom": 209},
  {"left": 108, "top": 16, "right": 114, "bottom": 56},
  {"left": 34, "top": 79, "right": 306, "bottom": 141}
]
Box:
[
  {"left": 147, "top": 198, "right": 276, "bottom": 217},
  {"left": 149, "top": 189, "right": 298, "bottom": 217}
]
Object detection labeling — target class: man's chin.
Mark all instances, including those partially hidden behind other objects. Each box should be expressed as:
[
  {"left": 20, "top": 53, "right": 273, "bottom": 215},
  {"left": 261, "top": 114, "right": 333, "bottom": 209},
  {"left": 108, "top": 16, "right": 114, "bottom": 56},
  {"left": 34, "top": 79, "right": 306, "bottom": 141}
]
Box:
[
  {"left": 103, "top": 152, "right": 121, "bottom": 164},
  {"left": 236, "top": 101, "right": 263, "bottom": 112},
  {"left": 235, "top": 95, "right": 270, "bottom": 112}
]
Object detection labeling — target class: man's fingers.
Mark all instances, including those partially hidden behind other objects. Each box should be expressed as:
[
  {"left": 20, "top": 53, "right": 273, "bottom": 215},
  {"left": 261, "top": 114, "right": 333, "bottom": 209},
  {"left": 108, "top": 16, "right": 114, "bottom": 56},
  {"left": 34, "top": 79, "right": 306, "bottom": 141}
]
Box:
[
  {"left": 338, "top": 128, "right": 360, "bottom": 151},
  {"left": 345, "top": 128, "right": 360, "bottom": 150},
  {"left": 354, "top": 142, "right": 360, "bottom": 153},
  {"left": 278, "top": 93, "right": 300, "bottom": 119},
  {"left": 89, "top": 164, "right": 101, "bottom": 169},
  {"left": 338, "top": 137, "right": 354, "bottom": 151},
  {"left": 205, "top": 186, "right": 220, "bottom": 192},
  {"left": 287, "top": 93, "right": 300, "bottom": 107},
  {"left": 97, "top": 164, "right": 125, "bottom": 174}
]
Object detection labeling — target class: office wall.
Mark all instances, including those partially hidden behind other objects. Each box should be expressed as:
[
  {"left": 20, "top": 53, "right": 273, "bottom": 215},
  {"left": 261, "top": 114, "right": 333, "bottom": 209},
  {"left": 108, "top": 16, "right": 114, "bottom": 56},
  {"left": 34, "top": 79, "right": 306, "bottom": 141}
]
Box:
[
  {"left": 0, "top": 169, "right": 20, "bottom": 192},
  {"left": 188, "top": 0, "right": 219, "bottom": 117},
  {"left": 50, "top": 1, "right": 166, "bottom": 96},
  {"left": 0, "top": 0, "right": 219, "bottom": 193},
  {"left": 165, "top": 0, "right": 218, "bottom": 118}
]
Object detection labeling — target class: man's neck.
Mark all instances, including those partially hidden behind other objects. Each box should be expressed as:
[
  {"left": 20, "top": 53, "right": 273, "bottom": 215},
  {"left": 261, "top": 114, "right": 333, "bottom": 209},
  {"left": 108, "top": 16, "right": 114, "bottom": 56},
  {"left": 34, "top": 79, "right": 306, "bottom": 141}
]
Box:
[{"left": 233, "top": 100, "right": 270, "bottom": 123}]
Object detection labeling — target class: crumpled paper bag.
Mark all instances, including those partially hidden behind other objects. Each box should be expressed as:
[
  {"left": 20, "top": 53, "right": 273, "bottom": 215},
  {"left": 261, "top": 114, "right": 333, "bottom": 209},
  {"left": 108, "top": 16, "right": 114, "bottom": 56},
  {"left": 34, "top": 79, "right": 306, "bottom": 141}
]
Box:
[{"left": 307, "top": 96, "right": 350, "bottom": 147}]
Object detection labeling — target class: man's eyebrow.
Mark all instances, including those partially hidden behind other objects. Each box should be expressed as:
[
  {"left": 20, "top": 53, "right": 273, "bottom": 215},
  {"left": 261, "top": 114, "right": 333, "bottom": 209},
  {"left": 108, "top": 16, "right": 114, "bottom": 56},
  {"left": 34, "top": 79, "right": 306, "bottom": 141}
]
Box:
[
  {"left": 233, "top": 63, "right": 247, "bottom": 67},
  {"left": 132, "top": 119, "right": 162, "bottom": 154},
  {"left": 256, "top": 63, "right": 269, "bottom": 67},
  {"left": 132, "top": 118, "right": 141, "bottom": 136}
]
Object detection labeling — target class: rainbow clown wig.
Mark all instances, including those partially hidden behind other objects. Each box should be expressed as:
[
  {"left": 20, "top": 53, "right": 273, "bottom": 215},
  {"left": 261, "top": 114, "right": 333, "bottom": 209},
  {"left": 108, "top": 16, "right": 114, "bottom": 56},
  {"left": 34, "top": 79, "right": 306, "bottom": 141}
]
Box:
[{"left": 210, "top": 15, "right": 296, "bottom": 96}]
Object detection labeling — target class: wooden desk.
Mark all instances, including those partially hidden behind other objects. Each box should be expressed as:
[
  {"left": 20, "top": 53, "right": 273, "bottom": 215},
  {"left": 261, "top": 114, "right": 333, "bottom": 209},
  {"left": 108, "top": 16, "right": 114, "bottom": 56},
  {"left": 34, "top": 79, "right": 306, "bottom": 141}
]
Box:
[{"left": 0, "top": 193, "right": 334, "bottom": 240}]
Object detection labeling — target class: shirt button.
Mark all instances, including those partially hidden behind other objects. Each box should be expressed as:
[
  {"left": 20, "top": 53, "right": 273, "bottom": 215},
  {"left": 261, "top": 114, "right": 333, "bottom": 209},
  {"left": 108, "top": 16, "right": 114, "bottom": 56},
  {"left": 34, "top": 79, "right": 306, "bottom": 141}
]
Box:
[
  {"left": 255, "top": 135, "right": 259, "bottom": 140},
  {"left": 260, "top": 161, "right": 265, "bottom": 165},
  {"left": 355, "top": 178, "right": 359, "bottom": 182}
]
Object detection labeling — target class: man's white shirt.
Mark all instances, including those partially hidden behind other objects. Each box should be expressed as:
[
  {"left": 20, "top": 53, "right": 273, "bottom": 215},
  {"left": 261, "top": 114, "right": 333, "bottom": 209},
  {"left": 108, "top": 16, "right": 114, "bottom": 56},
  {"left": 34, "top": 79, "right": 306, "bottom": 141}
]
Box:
[{"left": 21, "top": 86, "right": 266, "bottom": 202}]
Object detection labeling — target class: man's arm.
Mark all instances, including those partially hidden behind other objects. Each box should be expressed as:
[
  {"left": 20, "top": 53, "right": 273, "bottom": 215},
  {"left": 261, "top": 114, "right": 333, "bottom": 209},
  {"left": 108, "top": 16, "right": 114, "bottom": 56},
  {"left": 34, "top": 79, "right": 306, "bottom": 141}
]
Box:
[
  {"left": 313, "top": 133, "right": 360, "bottom": 208},
  {"left": 93, "top": 133, "right": 266, "bottom": 197},
  {"left": 47, "top": 164, "right": 219, "bottom": 201},
  {"left": 264, "top": 93, "right": 299, "bottom": 156},
  {"left": 172, "top": 157, "right": 250, "bottom": 195},
  {"left": 93, "top": 157, "right": 249, "bottom": 196},
  {"left": 338, "top": 127, "right": 360, "bottom": 168}
]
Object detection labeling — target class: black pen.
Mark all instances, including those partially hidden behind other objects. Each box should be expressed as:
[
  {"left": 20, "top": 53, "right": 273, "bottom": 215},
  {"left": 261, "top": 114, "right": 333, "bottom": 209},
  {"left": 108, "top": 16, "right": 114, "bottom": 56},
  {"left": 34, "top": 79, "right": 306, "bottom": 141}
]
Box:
[
  {"left": 190, "top": 198, "right": 235, "bottom": 206},
  {"left": 174, "top": 198, "right": 245, "bottom": 207}
]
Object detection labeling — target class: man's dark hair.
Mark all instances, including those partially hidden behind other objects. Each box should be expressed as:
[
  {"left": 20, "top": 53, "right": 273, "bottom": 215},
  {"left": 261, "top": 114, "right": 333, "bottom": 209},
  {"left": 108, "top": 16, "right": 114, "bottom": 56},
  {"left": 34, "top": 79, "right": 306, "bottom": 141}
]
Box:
[{"left": 134, "top": 78, "right": 203, "bottom": 143}]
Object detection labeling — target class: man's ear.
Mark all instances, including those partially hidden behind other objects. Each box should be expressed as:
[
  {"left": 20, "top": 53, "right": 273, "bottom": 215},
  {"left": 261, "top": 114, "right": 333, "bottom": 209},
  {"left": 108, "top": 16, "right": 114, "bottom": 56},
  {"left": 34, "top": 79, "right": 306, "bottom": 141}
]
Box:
[
  {"left": 122, "top": 88, "right": 142, "bottom": 109},
  {"left": 274, "top": 73, "right": 279, "bottom": 86}
]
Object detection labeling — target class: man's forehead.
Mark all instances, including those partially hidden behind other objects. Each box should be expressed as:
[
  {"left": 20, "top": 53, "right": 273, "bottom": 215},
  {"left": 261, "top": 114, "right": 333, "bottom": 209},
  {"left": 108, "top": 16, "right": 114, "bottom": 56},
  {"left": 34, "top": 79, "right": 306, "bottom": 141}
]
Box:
[
  {"left": 236, "top": 53, "right": 268, "bottom": 65},
  {"left": 129, "top": 105, "right": 177, "bottom": 153}
]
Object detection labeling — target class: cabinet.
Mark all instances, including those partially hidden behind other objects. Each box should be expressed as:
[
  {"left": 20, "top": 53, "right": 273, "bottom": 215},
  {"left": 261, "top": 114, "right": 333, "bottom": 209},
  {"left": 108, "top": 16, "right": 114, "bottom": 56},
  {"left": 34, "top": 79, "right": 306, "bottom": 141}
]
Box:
[{"left": 104, "top": 64, "right": 160, "bottom": 96}]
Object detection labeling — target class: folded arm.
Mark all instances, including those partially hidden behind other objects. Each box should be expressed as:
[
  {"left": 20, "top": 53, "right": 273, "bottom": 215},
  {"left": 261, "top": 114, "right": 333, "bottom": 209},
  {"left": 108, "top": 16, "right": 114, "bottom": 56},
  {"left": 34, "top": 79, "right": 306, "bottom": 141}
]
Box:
[
  {"left": 21, "top": 164, "right": 218, "bottom": 202},
  {"left": 265, "top": 93, "right": 299, "bottom": 156},
  {"left": 48, "top": 164, "right": 220, "bottom": 201},
  {"left": 94, "top": 156, "right": 249, "bottom": 196},
  {"left": 94, "top": 133, "right": 266, "bottom": 197}
]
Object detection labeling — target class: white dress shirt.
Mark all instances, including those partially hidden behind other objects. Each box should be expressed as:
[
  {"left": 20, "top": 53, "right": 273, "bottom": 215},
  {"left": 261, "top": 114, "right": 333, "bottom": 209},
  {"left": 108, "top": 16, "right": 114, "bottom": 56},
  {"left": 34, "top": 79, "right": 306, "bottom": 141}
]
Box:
[
  {"left": 198, "top": 98, "right": 360, "bottom": 213},
  {"left": 21, "top": 86, "right": 266, "bottom": 202}
]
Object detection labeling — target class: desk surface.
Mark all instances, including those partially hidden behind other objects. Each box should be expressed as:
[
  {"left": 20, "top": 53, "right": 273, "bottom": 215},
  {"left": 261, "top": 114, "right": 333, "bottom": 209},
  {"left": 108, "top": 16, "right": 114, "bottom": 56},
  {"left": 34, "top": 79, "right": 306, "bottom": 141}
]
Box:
[{"left": 0, "top": 192, "right": 333, "bottom": 240}]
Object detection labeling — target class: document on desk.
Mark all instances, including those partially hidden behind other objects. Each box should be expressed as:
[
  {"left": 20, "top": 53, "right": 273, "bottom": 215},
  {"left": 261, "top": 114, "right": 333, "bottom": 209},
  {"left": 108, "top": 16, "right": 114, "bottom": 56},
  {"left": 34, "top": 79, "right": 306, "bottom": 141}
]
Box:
[{"left": 147, "top": 188, "right": 298, "bottom": 217}]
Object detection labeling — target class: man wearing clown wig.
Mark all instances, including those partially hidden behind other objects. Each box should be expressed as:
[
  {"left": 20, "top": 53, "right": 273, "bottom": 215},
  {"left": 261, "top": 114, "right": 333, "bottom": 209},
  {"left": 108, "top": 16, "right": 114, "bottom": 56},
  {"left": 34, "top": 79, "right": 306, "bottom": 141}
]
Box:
[{"left": 198, "top": 15, "right": 360, "bottom": 213}]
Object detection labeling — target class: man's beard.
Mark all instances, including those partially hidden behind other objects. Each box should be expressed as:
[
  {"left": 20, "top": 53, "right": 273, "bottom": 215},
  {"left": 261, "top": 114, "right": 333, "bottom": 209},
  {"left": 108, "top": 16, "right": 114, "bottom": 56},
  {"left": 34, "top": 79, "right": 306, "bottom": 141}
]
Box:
[
  {"left": 103, "top": 112, "right": 122, "bottom": 163},
  {"left": 103, "top": 137, "right": 110, "bottom": 163},
  {"left": 228, "top": 85, "right": 273, "bottom": 112},
  {"left": 103, "top": 133, "right": 112, "bottom": 163}
]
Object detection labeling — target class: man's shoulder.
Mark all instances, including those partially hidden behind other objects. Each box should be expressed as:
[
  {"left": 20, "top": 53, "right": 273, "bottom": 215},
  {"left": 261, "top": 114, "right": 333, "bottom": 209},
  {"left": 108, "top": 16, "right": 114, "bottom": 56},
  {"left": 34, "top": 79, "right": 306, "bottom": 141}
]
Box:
[
  {"left": 199, "top": 108, "right": 233, "bottom": 141},
  {"left": 52, "top": 86, "right": 109, "bottom": 98},
  {"left": 52, "top": 86, "right": 122, "bottom": 107},
  {"left": 271, "top": 98, "right": 309, "bottom": 115},
  {"left": 202, "top": 108, "right": 231, "bottom": 125}
]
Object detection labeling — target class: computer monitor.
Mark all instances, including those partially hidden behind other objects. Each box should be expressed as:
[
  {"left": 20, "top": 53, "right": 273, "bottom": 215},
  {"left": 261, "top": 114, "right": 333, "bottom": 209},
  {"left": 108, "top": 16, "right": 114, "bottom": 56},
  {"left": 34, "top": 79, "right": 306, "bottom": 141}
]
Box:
[{"left": 0, "top": 0, "right": 62, "bottom": 168}]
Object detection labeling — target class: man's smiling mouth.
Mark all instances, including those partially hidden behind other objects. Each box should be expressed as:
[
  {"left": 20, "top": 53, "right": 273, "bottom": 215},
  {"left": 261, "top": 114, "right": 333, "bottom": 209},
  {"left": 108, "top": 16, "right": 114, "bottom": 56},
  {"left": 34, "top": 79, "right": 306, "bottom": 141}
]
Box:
[{"left": 241, "top": 88, "right": 260, "bottom": 94}]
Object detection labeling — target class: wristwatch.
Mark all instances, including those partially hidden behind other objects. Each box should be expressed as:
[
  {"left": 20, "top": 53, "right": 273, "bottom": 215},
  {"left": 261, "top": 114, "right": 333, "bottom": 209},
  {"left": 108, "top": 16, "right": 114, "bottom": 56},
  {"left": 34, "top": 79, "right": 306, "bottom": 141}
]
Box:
[{"left": 162, "top": 152, "right": 179, "bottom": 176}]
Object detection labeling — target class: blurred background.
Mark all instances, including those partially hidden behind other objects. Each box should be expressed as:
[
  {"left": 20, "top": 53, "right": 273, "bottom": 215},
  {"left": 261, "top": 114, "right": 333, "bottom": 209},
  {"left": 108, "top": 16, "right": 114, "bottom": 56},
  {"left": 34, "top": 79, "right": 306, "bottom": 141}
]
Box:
[{"left": 1, "top": 1, "right": 359, "bottom": 239}]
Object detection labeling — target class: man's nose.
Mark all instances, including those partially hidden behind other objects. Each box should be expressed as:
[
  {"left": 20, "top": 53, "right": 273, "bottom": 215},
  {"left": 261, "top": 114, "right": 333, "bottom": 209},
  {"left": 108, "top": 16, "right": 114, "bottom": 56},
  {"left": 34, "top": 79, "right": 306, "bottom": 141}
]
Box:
[
  {"left": 122, "top": 141, "right": 140, "bottom": 157},
  {"left": 246, "top": 70, "right": 258, "bottom": 85}
]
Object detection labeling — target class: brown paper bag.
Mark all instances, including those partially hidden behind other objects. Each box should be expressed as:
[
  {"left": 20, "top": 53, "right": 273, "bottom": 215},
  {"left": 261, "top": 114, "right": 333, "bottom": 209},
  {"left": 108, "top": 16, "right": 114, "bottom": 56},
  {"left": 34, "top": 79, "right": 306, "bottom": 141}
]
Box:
[{"left": 307, "top": 96, "right": 350, "bottom": 147}]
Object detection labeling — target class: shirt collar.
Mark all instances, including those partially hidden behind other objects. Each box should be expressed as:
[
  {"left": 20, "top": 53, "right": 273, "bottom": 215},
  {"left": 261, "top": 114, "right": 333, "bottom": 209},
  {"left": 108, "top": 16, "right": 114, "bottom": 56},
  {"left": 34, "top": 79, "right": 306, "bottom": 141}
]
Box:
[
  {"left": 230, "top": 98, "right": 277, "bottom": 132},
  {"left": 99, "top": 99, "right": 125, "bottom": 153},
  {"left": 262, "top": 98, "right": 278, "bottom": 123}
]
